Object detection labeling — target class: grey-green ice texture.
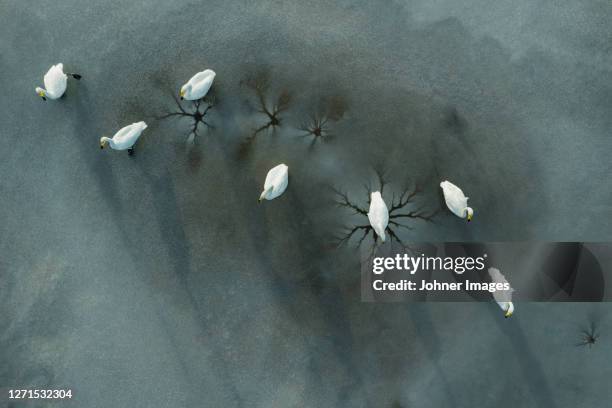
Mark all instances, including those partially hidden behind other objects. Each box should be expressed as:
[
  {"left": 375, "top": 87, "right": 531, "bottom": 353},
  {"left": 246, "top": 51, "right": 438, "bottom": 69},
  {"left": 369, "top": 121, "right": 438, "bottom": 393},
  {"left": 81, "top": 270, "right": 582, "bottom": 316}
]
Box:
[{"left": 1, "top": 0, "right": 612, "bottom": 407}]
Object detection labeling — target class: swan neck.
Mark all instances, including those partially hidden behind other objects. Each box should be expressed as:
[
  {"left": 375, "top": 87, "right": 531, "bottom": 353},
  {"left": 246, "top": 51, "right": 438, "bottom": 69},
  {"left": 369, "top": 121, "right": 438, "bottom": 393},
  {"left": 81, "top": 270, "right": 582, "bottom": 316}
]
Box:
[
  {"left": 261, "top": 186, "right": 273, "bottom": 200},
  {"left": 102, "top": 137, "right": 116, "bottom": 148}
]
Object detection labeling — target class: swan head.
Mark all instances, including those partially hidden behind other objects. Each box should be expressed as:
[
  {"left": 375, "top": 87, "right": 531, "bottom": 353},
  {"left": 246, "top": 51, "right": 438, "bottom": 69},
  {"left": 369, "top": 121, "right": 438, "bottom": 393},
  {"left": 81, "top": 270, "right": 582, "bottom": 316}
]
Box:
[
  {"left": 465, "top": 207, "right": 474, "bottom": 222},
  {"left": 179, "top": 84, "right": 190, "bottom": 100},
  {"left": 100, "top": 137, "right": 109, "bottom": 149},
  {"left": 258, "top": 189, "right": 269, "bottom": 203},
  {"left": 35, "top": 87, "right": 47, "bottom": 101},
  {"left": 504, "top": 302, "right": 514, "bottom": 318}
]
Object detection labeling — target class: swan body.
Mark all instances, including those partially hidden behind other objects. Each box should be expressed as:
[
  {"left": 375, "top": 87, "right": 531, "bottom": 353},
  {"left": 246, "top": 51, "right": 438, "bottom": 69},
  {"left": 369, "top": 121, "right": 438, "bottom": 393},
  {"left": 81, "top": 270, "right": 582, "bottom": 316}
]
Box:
[
  {"left": 488, "top": 267, "right": 515, "bottom": 318},
  {"left": 259, "top": 164, "right": 289, "bottom": 202},
  {"left": 35, "top": 63, "right": 67, "bottom": 100},
  {"left": 368, "top": 191, "right": 389, "bottom": 242},
  {"left": 100, "top": 121, "right": 147, "bottom": 152},
  {"left": 180, "top": 69, "right": 216, "bottom": 100},
  {"left": 440, "top": 180, "right": 473, "bottom": 221}
]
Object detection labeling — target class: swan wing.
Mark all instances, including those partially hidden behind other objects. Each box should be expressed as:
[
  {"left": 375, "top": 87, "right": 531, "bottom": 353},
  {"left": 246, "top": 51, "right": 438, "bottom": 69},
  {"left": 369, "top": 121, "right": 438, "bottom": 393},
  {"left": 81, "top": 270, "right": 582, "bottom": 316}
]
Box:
[
  {"left": 113, "top": 122, "right": 146, "bottom": 147},
  {"left": 488, "top": 267, "right": 514, "bottom": 303},
  {"left": 44, "top": 64, "right": 67, "bottom": 96},
  {"left": 440, "top": 180, "right": 468, "bottom": 216},
  {"left": 264, "top": 164, "right": 289, "bottom": 199},
  {"left": 368, "top": 193, "right": 389, "bottom": 238},
  {"left": 190, "top": 69, "right": 214, "bottom": 83},
  {"left": 112, "top": 124, "right": 135, "bottom": 142},
  {"left": 189, "top": 69, "right": 216, "bottom": 99}
]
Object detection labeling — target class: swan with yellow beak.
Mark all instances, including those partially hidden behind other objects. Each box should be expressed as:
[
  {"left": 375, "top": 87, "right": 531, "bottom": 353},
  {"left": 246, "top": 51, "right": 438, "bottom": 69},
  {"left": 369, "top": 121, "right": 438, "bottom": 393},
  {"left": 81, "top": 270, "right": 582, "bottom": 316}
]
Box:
[
  {"left": 35, "top": 63, "right": 81, "bottom": 101},
  {"left": 368, "top": 192, "right": 389, "bottom": 242},
  {"left": 440, "top": 180, "right": 474, "bottom": 222},
  {"left": 488, "top": 267, "right": 515, "bottom": 318},
  {"left": 100, "top": 121, "right": 147, "bottom": 156},
  {"left": 180, "top": 69, "right": 216, "bottom": 100},
  {"left": 259, "top": 164, "right": 289, "bottom": 202}
]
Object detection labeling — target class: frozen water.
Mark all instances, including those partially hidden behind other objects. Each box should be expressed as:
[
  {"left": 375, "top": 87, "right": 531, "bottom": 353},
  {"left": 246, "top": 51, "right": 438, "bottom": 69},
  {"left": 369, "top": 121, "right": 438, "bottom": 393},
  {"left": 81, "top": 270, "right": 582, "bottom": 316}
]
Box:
[{"left": 1, "top": 0, "right": 612, "bottom": 406}]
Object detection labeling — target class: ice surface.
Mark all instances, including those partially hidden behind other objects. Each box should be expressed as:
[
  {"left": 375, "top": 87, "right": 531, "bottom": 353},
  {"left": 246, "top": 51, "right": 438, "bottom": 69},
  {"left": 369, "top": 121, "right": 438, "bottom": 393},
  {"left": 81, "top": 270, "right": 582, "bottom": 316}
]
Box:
[{"left": 1, "top": 0, "right": 612, "bottom": 407}]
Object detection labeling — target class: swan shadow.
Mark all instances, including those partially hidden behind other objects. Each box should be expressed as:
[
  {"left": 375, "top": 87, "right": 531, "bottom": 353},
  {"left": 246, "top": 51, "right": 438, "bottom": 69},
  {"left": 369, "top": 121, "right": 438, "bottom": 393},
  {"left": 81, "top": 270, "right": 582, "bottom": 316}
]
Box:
[
  {"left": 135, "top": 161, "right": 247, "bottom": 408},
  {"left": 244, "top": 186, "right": 373, "bottom": 405},
  {"left": 70, "top": 86, "right": 125, "bottom": 218},
  {"left": 486, "top": 306, "right": 558, "bottom": 407},
  {"left": 70, "top": 88, "right": 244, "bottom": 406},
  {"left": 407, "top": 304, "right": 459, "bottom": 407},
  {"left": 69, "top": 88, "right": 204, "bottom": 397}
]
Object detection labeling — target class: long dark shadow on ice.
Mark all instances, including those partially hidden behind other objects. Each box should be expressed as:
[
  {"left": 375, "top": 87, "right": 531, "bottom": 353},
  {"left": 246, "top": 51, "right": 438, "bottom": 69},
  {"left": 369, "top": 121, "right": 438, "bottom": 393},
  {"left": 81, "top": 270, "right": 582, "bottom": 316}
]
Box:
[
  {"left": 487, "top": 306, "right": 558, "bottom": 408},
  {"left": 240, "top": 173, "right": 373, "bottom": 404},
  {"left": 408, "top": 304, "right": 458, "bottom": 406},
  {"left": 69, "top": 90, "right": 202, "bottom": 405},
  {"left": 70, "top": 89, "right": 244, "bottom": 407},
  {"left": 142, "top": 164, "right": 247, "bottom": 408}
]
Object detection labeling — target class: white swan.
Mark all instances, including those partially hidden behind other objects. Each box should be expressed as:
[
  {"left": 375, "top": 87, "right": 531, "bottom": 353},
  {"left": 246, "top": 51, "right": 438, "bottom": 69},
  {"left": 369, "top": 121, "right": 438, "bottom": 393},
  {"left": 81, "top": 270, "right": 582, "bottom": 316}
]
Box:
[
  {"left": 180, "top": 69, "right": 216, "bottom": 100},
  {"left": 488, "top": 267, "right": 515, "bottom": 318},
  {"left": 259, "top": 164, "right": 289, "bottom": 202},
  {"left": 368, "top": 192, "right": 389, "bottom": 242},
  {"left": 440, "top": 180, "right": 473, "bottom": 221},
  {"left": 100, "top": 121, "right": 147, "bottom": 155},
  {"left": 35, "top": 63, "right": 81, "bottom": 100}
]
